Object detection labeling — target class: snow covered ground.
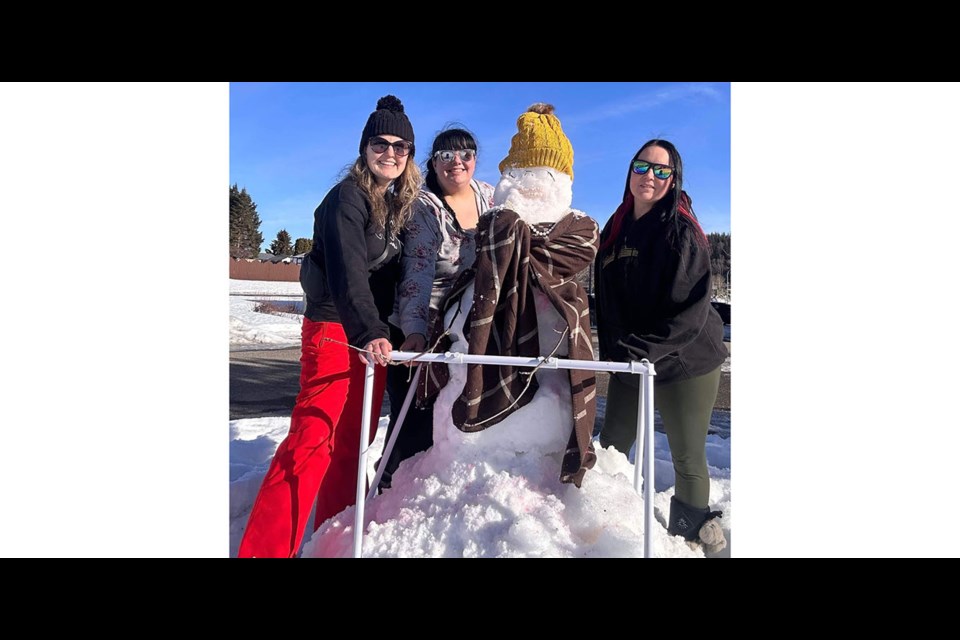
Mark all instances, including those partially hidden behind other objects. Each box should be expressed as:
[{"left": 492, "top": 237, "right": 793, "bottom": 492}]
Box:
[
  {"left": 230, "top": 279, "right": 302, "bottom": 350},
  {"left": 231, "top": 414, "right": 731, "bottom": 558}
]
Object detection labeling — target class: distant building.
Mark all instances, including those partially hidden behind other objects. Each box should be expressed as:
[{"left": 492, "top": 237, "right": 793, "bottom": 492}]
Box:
[{"left": 257, "top": 252, "right": 290, "bottom": 264}]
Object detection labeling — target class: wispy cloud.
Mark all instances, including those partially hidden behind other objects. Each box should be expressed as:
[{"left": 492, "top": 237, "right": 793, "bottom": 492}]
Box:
[{"left": 564, "top": 83, "right": 727, "bottom": 128}]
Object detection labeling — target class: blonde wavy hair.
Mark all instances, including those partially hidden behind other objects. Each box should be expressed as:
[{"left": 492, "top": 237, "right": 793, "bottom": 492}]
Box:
[{"left": 347, "top": 153, "right": 422, "bottom": 235}]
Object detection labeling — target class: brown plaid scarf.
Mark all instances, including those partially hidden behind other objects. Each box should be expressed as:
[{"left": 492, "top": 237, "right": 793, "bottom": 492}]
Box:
[{"left": 419, "top": 207, "right": 600, "bottom": 487}]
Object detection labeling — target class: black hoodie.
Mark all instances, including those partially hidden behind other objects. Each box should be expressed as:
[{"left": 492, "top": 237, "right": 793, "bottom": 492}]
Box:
[
  {"left": 594, "top": 204, "right": 726, "bottom": 386},
  {"left": 301, "top": 179, "right": 401, "bottom": 348}
]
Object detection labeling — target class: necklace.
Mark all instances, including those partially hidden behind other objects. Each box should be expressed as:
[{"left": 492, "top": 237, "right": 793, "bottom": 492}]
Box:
[{"left": 529, "top": 221, "right": 559, "bottom": 238}]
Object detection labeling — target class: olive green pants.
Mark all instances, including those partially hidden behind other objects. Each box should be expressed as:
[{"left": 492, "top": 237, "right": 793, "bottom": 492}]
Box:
[{"left": 598, "top": 367, "right": 721, "bottom": 508}]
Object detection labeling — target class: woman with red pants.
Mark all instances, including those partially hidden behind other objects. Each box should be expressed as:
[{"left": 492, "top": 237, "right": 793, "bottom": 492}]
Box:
[{"left": 238, "top": 95, "right": 421, "bottom": 558}]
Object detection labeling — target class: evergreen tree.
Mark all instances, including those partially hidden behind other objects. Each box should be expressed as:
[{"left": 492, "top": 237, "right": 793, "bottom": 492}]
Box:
[
  {"left": 293, "top": 237, "right": 313, "bottom": 255},
  {"left": 707, "top": 232, "right": 731, "bottom": 300},
  {"left": 229, "top": 184, "right": 264, "bottom": 258},
  {"left": 269, "top": 229, "right": 294, "bottom": 256}
]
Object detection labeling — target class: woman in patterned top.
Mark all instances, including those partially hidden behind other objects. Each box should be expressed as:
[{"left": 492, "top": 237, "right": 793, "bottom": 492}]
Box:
[{"left": 377, "top": 127, "right": 495, "bottom": 491}]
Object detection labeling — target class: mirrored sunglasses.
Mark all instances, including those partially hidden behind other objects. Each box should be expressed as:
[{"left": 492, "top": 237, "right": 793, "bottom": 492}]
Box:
[
  {"left": 433, "top": 149, "right": 476, "bottom": 164},
  {"left": 632, "top": 160, "right": 674, "bottom": 180}
]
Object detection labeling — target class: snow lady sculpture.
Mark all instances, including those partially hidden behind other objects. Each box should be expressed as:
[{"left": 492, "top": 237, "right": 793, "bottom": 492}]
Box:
[{"left": 421, "top": 104, "right": 600, "bottom": 487}]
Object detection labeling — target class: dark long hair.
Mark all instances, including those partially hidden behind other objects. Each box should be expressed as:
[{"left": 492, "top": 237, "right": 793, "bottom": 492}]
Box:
[
  {"left": 598, "top": 139, "right": 707, "bottom": 254},
  {"left": 424, "top": 126, "right": 479, "bottom": 206}
]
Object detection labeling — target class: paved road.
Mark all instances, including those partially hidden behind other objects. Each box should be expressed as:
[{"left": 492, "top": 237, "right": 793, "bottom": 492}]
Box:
[
  {"left": 230, "top": 348, "right": 303, "bottom": 420},
  {"left": 230, "top": 342, "right": 730, "bottom": 420}
]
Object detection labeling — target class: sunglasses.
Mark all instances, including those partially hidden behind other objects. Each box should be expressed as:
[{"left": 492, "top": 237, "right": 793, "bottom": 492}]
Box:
[
  {"left": 433, "top": 149, "right": 476, "bottom": 164},
  {"left": 632, "top": 160, "right": 675, "bottom": 180},
  {"left": 369, "top": 137, "right": 414, "bottom": 157}
]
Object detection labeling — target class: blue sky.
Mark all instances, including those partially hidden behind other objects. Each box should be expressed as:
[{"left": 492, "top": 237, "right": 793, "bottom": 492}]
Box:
[{"left": 230, "top": 82, "right": 730, "bottom": 251}]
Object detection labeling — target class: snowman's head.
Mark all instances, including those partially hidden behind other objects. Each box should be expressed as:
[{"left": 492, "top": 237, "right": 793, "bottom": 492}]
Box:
[
  {"left": 495, "top": 103, "right": 574, "bottom": 225},
  {"left": 493, "top": 166, "right": 573, "bottom": 225}
]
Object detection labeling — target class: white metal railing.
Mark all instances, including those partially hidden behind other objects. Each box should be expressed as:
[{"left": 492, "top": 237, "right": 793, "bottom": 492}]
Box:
[{"left": 353, "top": 351, "right": 656, "bottom": 558}]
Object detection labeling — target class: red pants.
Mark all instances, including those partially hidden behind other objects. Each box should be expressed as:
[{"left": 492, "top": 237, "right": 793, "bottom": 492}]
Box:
[{"left": 237, "top": 320, "right": 386, "bottom": 558}]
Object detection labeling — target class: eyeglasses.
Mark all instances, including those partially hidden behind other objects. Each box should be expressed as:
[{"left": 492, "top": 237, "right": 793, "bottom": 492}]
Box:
[
  {"left": 433, "top": 149, "right": 476, "bottom": 163},
  {"left": 631, "top": 160, "right": 675, "bottom": 180},
  {"left": 369, "top": 137, "right": 414, "bottom": 157}
]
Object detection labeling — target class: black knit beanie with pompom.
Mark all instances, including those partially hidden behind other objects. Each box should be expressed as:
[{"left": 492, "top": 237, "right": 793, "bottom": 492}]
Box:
[{"left": 359, "top": 95, "right": 415, "bottom": 156}]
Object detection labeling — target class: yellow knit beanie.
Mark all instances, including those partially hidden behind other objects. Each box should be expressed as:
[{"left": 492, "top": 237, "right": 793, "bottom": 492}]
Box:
[{"left": 499, "top": 103, "right": 574, "bottom": 179}]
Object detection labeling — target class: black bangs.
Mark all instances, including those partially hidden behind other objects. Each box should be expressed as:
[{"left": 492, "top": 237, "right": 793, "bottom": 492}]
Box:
[{"left": 431, "top": 129, "right": 478, "bottom": 154}]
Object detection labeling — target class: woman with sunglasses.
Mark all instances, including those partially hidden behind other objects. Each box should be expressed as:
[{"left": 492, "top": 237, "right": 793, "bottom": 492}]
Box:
[
  {"left": 238, "top": 95, "right": 421, "bottom": 558},
  {"left": 594, "top": 139, "right": 728, "bottom": 553},
  {"left": 375, "top": 127, "right": 496, "bottom": 491}
]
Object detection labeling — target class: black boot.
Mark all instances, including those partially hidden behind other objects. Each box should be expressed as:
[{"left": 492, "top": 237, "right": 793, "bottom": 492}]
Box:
[{"left": 667, "top": 496, "right": 723, "bottom": 542}]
